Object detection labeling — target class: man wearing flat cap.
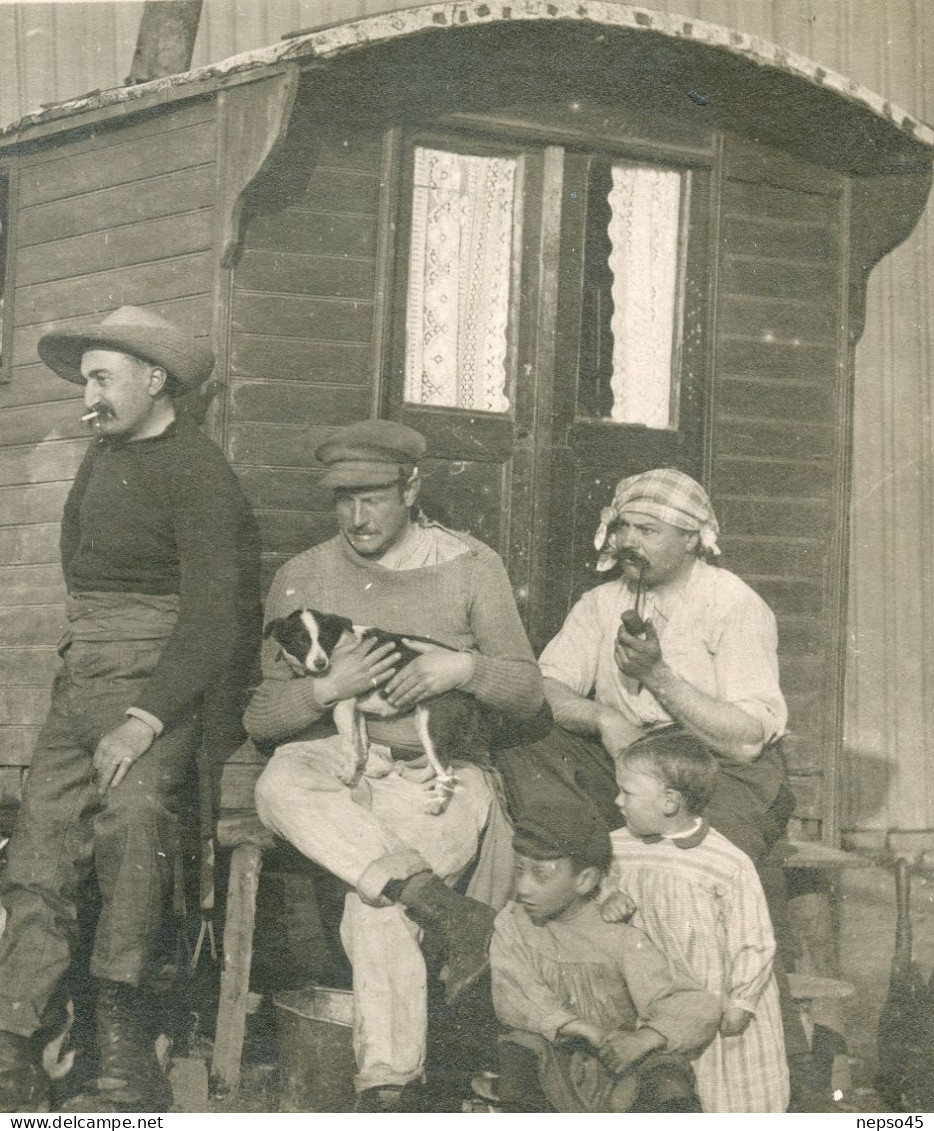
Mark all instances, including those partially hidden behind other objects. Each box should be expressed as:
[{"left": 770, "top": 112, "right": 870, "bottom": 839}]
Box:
[
  {"left": 0, "top": 307, "right": 261, "bottom": 1112},
  {"left": 245, "top": 418, "right": 544, "bottom": 1112},
  {"left": 496, "top": 467, "right": 818, "bottom": 1107}
]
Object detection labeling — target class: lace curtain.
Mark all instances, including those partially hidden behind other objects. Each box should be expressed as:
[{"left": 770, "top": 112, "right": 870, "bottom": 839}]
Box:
[
  {"left": 607, "top": 165, "right": 682, "bottom": 428},
  {"left": 404, "top": 147, "right": 515, "bottom": 413}
]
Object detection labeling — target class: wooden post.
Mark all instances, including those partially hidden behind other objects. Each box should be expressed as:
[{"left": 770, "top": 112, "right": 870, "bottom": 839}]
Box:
[
  {"left": 210, "top": 843, "right": 263, "bottom": 1096},
  {"left": 126, "top": 1, "right": 204, "bottom": 85}
]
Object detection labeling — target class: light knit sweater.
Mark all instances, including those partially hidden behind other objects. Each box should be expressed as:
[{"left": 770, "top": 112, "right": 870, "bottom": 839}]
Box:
[{"left": 244, "top": 529, "right": 543, "bottom": 746}]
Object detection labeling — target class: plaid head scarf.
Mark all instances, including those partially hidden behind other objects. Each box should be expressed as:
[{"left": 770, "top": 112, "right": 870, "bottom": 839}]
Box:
[{"left": 593, "top": 468, "right": 721, "bottom": 572}]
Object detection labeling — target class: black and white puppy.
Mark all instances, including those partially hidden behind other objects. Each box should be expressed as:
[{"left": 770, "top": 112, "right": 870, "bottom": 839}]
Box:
[{"left": 263, "top": 608, "right": 487, "bottom": 813}]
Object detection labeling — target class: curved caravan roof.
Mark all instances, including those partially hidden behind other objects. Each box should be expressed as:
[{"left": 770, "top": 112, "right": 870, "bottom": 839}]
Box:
[{"left": 0, "top": 0, "right": 931, "bottom": 173}]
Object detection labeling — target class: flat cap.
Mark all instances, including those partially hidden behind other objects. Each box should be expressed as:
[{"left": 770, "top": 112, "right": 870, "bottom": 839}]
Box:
[
  {"left": 512, "top": 806, "right": 611, "bottom": 873},
  {"left": 315, "top": 419, "right": 427, "bottom": 489}
]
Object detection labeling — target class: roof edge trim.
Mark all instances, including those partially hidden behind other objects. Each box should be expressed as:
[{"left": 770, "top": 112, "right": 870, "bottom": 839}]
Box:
[{"left": 3, "top": 1, "right": 932, "bottom": 150}]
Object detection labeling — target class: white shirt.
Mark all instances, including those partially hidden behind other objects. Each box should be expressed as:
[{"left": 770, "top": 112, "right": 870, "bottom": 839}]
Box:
[{"left": 538, "top": 560, "right": 787, "bottom": 744}]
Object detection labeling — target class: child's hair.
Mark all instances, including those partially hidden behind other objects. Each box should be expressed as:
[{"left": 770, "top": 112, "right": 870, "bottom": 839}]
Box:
[{"left": 620, "top": 726, "right": 718, "bottom": 815}]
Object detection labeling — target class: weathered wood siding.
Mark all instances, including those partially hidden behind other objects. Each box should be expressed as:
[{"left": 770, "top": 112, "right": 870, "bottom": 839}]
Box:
[
  {"left": 0, "top": 98, "right": 217, "bottom": 792},
  {"left": 2, "top": 0, "right": 934, "bottom": 833},
  {"left": 710, "top": 141, "right": 847, "bottom": 834},
  {"left": 227, "top": 130, "right": 383, "bottom": 588}
]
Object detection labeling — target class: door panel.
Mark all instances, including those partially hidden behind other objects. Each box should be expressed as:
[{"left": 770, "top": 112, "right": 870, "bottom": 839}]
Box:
[
  {"left": 540, "top": 155, "right": 712, "bottom": 649},
  {"left": 387, "top": 140, "right": 561, "bottom": 629},
  {"left": 384, "top": 132, "right": 712, "bottom": 654}
]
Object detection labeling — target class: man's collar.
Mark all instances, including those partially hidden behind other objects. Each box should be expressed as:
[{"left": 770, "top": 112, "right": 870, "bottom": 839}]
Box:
[{"left": 98, "top": 419, "right": 179, "bottom": 448}]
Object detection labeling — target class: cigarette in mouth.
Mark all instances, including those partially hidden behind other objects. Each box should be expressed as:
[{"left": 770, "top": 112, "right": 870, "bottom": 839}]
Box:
[{"left": 81, "top": 406, "right": 111, "bottom": 422}]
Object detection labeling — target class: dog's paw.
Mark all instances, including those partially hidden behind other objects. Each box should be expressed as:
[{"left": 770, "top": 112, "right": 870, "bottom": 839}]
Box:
[
  {"left": 337, "top": 762, "right": 365, "bottom": 786},
  {"left": 364, "top": 745, "right": 394, "bottom": 778},
  {"left": 422, "top": 771, "right": 457, "bottom": 815}
]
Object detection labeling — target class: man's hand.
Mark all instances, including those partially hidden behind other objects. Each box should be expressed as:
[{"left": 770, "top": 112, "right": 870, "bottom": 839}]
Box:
[
  {"left": 600, "top": 891, "right": 637, "bottom": 923},
  {"left": 719, "top": 1004, "right": 753, "bottom": 1037},
  {"left": 315, "top": 635, "right": 400, "bottom": 704},
  {"left": 597, "top": 707, "right": 644, "bottom": 758},
  {"left": 598, "top": 1027, "right": 665, "bottom": 1076},
  {"left": 384, "top": 640, "right": 474, "bottom": 710},
  {"left": 557, "top": 1019, "right": 606, "bottom": 1048},
  {"left": 614, "top": 619, "right": 664, "bottom": 685},
  {"left": 93, "top": 717, "right": 157, "bottom": 793}
]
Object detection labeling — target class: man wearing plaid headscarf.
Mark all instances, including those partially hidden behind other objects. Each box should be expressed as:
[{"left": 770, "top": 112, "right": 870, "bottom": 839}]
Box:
[{"left": 496, "top": 468, "right": 819, "bottom": 1110}]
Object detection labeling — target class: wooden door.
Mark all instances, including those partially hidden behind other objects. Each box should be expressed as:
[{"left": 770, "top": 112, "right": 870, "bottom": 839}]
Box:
[
  {"left": 384, "top": 137, "right": 563, "bottom": 633},
  {"left": 541, "top": 154, "right": 713, "bottom": 650},
  {"left": 382, "top": 132, "right": 712, "bottom": 652}
]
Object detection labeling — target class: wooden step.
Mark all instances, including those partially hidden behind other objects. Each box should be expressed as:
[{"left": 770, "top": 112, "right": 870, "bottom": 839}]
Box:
[
  {"left": 787, "top": 973, "right": 854, "bottom": 1002},
  {"left": 779, "top": 841, "right": 869, "bottom": 869}
]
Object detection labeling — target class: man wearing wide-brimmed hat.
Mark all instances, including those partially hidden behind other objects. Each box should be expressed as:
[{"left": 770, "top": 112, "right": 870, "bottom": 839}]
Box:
[
  {"left": 0, "top": 307, "right": 261, "bottom": 1113},
  {"left": 245, "top": 418, "right": 545, "bottom": 1112}
]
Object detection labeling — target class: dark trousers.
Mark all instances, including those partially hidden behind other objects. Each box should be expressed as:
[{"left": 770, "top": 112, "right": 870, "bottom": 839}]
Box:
[
  {"left": 0, "top": 604, "right": 197, "bottom": 1037},
  {"left": 496, "top": 726, "right": 809, "bottom": 1060}
]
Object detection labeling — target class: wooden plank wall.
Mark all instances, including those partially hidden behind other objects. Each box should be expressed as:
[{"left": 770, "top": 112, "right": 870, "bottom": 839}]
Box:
[
  {"left": 227, "top": 130, "right": 383, "bottom": 591},
  {"left": 710, "top": 142, "right": 846, "bottom": 838},
  {"left": 0, "top": 98, "right": 217, "bottom": 802}
]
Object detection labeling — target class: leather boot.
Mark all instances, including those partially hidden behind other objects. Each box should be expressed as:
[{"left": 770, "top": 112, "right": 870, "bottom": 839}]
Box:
[
  {"left": 0, "top": 1031, "right": 48, "bottom": 1114},
  {"left": 396, "top": 871, "right": 495, "bottom": 1005},
  {"left": 353, "top": 1083, "right": 421, "bottom": 1112},
  {"left": 63, "top": 982, "right": 171, "bottom": 1113}
]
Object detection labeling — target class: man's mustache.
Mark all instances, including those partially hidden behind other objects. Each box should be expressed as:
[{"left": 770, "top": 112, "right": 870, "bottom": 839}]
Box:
[{"left": 617, "top": 548, "right": 650, "bottom": 570}]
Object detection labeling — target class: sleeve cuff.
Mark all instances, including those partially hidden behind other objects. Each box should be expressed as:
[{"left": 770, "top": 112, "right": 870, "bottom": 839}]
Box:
[
  {"left": 727, "top": 995, "right": 758, "bottom": 1014},
  {"left": 542, "top": 1009, "right": 580, "bottom": 1043},
  {"left": 126, "top": 707, "right": 164, "bottom": 736}
]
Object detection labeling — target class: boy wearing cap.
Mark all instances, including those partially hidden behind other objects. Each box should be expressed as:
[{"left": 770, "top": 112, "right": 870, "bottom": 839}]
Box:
[
  {"left": 488, "top": 809, "right": 717, "bottom": 1112},
  {"left": 0, "top": 308, "right": 261, "bottom": 1112},
  {"left": 245, "top": 418, "right": 544, "bottom": 1111}
]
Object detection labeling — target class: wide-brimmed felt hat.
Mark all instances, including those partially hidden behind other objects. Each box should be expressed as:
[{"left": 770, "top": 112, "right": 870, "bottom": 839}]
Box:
[
  {"left": 315, "top": 419, "right": 427, "bottom": 489},
  {"left": 37, "top": 306, "right": 215, "bottom": 389}
]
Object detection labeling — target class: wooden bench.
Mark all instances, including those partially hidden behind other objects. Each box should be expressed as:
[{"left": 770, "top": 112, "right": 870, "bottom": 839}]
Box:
[
  {"left": 208, "top": 743, "right": 275, "bottom": 1097},
  {"left": 203, "top": 755, "right": 875, "bottom": 1099}
]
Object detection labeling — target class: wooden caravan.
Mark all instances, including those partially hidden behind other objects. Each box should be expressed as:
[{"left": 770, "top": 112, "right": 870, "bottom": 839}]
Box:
[{"left": 0, "top": 2, "right": 931, "bottom": 847}]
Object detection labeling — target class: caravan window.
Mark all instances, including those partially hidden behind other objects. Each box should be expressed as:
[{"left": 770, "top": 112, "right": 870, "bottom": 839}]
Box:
[
  {"left": 396, "top": 138, "right": 699, "bottom": 439},
  {"left": 403, "top": 146, "right": 518, "bottom": 414},
  {"left": 577, "top": 160, "right": 687, "bottom": 429}
]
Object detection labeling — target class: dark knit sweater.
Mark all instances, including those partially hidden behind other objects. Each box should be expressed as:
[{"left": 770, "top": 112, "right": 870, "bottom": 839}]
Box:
[
  {"left": 61, "top": 419, "right": 262, "bottom": 726},
  {"left": 244, "top": 530, "right": 544, "bottom": 747}
]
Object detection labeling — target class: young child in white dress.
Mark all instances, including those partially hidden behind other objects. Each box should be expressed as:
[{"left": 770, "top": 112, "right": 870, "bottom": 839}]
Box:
[{"left": 602, "top": 726, "right": 790, "bottom": 1113}]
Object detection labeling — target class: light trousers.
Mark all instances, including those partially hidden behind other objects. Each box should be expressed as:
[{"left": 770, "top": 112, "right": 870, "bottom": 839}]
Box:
[{"left": 255, "top": 738, "right": 493, "bottom": 1090}]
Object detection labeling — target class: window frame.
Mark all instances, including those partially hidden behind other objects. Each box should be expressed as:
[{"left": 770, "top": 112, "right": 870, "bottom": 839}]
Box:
[
  {"left": 573, "top": 156, "right": 693, "bottom": 432},
  {"left": 386, "top": 130, "right": 531, "bottom": 423},
  {"left": 384, "top": 125, "right": 713, "bottom": 467}
]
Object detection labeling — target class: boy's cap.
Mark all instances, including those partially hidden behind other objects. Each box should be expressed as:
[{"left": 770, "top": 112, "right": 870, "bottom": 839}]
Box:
[
  {"left": 315, "top": 419, "right": 427, "bottom": 489},
  {"left": 513, "top": 807, "right": 611, "bottom": 871}
]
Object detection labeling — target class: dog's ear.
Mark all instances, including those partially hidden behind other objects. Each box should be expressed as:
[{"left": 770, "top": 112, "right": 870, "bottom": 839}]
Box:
[{"left": 263, "top": 617, "right": 285, "bottom": 641}]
